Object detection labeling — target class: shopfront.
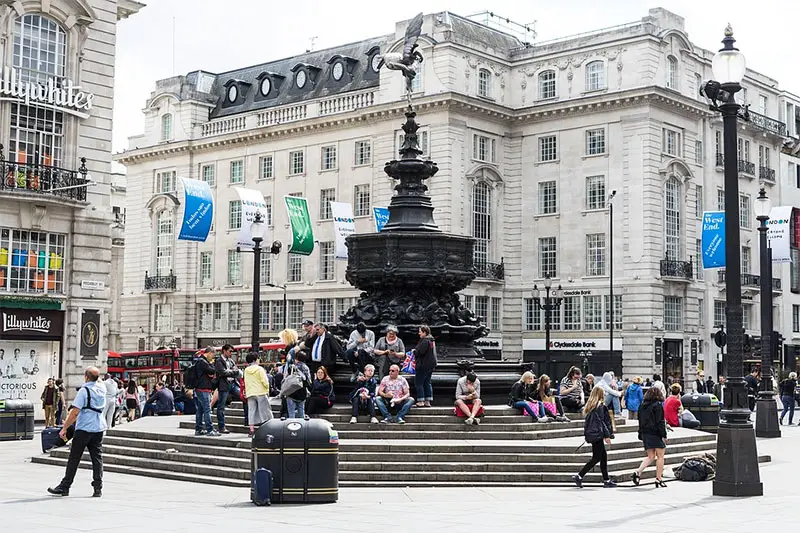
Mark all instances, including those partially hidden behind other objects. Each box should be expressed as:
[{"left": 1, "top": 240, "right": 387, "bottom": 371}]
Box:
[
  {"left": 0, "top": 307, "right": 64, "bottom": 419},
  {"left": 197, "top": 337, "right": 240, "bottom": 350},
  {"left": 474, "top": 337, "right": 502, "bottom": 360},
  {"left": 522, "top": 337, "right": 623, "bottom": 379}
]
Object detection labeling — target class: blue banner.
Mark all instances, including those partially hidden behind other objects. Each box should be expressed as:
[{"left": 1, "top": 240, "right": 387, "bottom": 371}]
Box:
[
  {"left": 178, "top": 178, "right": 214, "bottom": 242},
  {"left": 373, "top": 207, "right": 389, "bottom": 232},
  {"left": 701, "top": 211, "right": 726, "bottom": 268}
]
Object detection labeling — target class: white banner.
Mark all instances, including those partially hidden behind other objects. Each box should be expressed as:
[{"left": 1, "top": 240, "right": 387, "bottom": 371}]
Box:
[
  {"left": 331, "top": 202, "right": 355, "bottom": 259},
  {"left": 235, "top": 187, "right": 268, "bottom": 249},
  {"left": 767, "top": 206, "right": 793, "bottom": 263},
  {"left": 0, "top": 340, "right": 60, "bottom": 420}
]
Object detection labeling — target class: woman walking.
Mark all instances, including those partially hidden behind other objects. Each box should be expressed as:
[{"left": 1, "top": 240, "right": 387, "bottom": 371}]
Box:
[
  {"left": 124, "top": 379, "right": 139, "bottom": 422},
  {"left": 572, "top": 387, "right": 616, "bottom": 488},
  {"left": 779, "top": 372, "right": 797, "bottom": 425},
  {"left": 624, "top": 376, "right": 644, "bottom": 420},
  {"left": 631, "top": 386, "right": 668, "bottom": 487},
  {"left": 243, "top": 352, "right": 273, "bottom": 437},
  {"left": 413, "top": 326, "right": 436, "bottom": 407}
]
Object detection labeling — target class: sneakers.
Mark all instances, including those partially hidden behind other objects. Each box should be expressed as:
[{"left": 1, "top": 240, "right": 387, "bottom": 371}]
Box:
[
  {"left": 465, "top": 417, "right": 474, "bottom": 425},
  {"left": 556, "top": 415, "right": 570, "bottom": 423},
  {"left": 349, "top": 417, "right": 357, "bottom": 424},
  {"left": 537, "top": 417, "right": 550, "bottom": 423},
  {"left": 47, "top": 485, "right": 69, "bottom": 497},
  {"left": 474, "top": 417, "right": 481, "bottom": 425},
  {"left": 194, "top": 430, "right": 205, "bottom": 436},
  {"left": 220, "top": 428, "right": 231, "bottom": 434},
  {"left": 370, "top": 417, "right": 379, "bottom": 424},
  {"left": 205, "top": 430, "right": 221, "bottom": 437},
  {"left": 572, "top": 474, "right": 583, "bottom": 488},
  {"left": 603, "top": 479, "right": 617, "bottom": 488},
  {"left": 92, "top": 487, "right": 102, "bottom": 497},
  {"left": 396, "top": 417, "right": 406, "bottom": 424},
  {"left": 380, "top": 417, "right": 393, "bottom": 424}
]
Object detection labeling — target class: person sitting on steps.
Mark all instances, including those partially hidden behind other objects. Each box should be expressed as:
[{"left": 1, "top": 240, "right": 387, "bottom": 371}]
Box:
[
  {"left": 454, "top": 372, "right": 484, "bottom": 425},
  {"left": 349, "top": 364, "right": 379, "bottom": 424},
  {"left": 508, "top": 371, "right": 548, "bottom": 422},
  {"left": 375, "top": 364, "right": 414, "bottom": 424},
  {"left": 536, "top": 374, "right": 570, "bottom": 422},
  {"left": 559, "top": 366, "right": 585, "bottom": 412},
  {"left": 346, "top": 322, "right": 376, "bottom": 382},
  {"left": 305, "top": 366, "right": 335, "bottom": 417},
  {"left": 664, "top": 383, "right": 700, "bottom": 429}
]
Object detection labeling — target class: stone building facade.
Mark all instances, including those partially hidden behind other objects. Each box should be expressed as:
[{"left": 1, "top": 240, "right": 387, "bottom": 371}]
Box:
[{"left": 117, "top": 8, "right": 800, "bottom": 386}]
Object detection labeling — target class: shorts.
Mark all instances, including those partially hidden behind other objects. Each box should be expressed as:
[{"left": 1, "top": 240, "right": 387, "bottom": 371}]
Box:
[
  {"left": 125, "top": 398, "right": 138, "bottom": 410},
  {"left": 642, "top": 433, "right": 666, "bottom": 449}
]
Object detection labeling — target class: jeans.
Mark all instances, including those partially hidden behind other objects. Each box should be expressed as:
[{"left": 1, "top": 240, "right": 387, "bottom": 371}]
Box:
[
  {"left": 174, "top": 401, "right": 184, "bottom": 414},
  {"left": 60, "top": 429, "right": 103, "bottom": 489},
  {"left": 141, "top": 403, "right": 155, "bottom": 417},
  {"left": 375, "top": 397, "right": 413, "bottom": 420},
  {"left": 780, "top": 395, "right": 795, "bottom": 424},
  {"left": 55, "top": 402, "right": 64, "bottom": 425},
  {"left": 346, "top": 348, "right": 373, "bottom": 372},
  {"left": 194, "top": 390, "right": 213, "bottom": 433},
  {"left": 605, "top": 395, "right": 621, "bottom": 415},
  {"left": 352, "top": 397, "right": 376, "bottom": 417},
  {"left": 216, "top": 389, "right": 230, "bottom": 430},
  {"left": 415, "top": 368, "right": 433, "bottom": 403},
  {"left": 561, "top": 396, "right": 584, "bottom": 411},
  {"left": 578, "top": 440, "right": 609, "bottom": 481},
  {"left": 514, "top": 400, "right": 544, "bottom": 418},
  {"left": 286, "top": 397, "right": 305, "bottom": 418}
]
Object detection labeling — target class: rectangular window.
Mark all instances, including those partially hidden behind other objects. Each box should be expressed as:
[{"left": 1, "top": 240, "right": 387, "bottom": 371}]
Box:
[
  {"left": 260, "top": 253, "right": 271, "bottom": 285},
  {"left": 258, "top": 155, "right": 273, "bottom": 180},
  {"left": 229, "top": 200, "right": 242, "bottom": 230},
  {"left": 153, "top": 304, "right": 172, "bottom": 332},
  {"left": 714, "top": 301, "right": 726, "bottom": 328},
  {"left": 738, "top": 139, "right": 751, "bottom": 163},
  {"left": 354, "top": 184, "right": 371, "bottom": 217},
  {"left": 695, "top": 140, "right": 703, "bottom": 165},
  {"left": 288, "top": 254, "right": 303, "bottom": 283},
  {"left": 316, "top": 298, "right": 334, "bottom": 324},
  {"left": 336, "top": 298, "right": 355, "bottom": 319},
  {"left": 475, "top": 296, "right": 489, "bottom": 323},
  {"left": 263, "top": 196, "right": 273, "bottom": 226},
  {"left": 289, "top": 150, "right": 305, "bottom": 175},
  {"left": 229, "top": 160, "right": 244, "bottom": 184},
  {"left": 490, "top": 297, "right": 501, "bottom": 331},
  {"left": 288, "top": 300, "right": 304, "bottom": 329},
  {"left": 464, "top": 295, "right": 474, "bottom": 312},
  {"left": 695, "top": 185, "right": 703, "bottom": 218},
  {"left": 201, "top": 164, "right": 215, "bottom": 186},
  {"left": 212, "top": 303, "right": 226, "bottom": 331},
  {"left": 198, "top": 303, "right": 212, "bottom": 331},
  {"left": 270, "top": 301, "right": 285, "bottom": 331},
  {"left": 161, "top": 113, "right": 172, "bottom": 141},
  {"left": 538, "top": 237, "right": 557, "bottom": 278},
  {"left": 793, "top": 305, "right": 800, "bottom": 333},
  {"left": 695, "top": 239, "right": 704, "bottom": 280},
  {"left": 698, "top": 298, "right": 704, "bottom": 327},
  {"left": 156, "top": 171, "right": 175, "bottom": 193},
  {"left": 585, "top": 128, "right": 606, "bottom": 155},
  {"left": 717, "top": 189, "right": 725, "bottom": 211},
  {"left": 524, "top": 298, "right": 540, "bottom": 331},
  {"left": 319, "top": 241, "right": 335, "bottom": 280},
  {"left": 604, "top": 295, "right": 622, "bottom": 330},
  {"left": 538, "top": 181, "right": 557, "bottom": 214},
  {"left": 662, "top": 128, "right": 681, "bottom": 156},
  {"left": 743, "top": 304, "right": 753, "bottom": 331},
  {"left": 759, "top": 94, "right": 768, "bottom": 115},
  {"left": 715, "top": 131, "right": 722, "bottom": 159},
  {"left": 477, "top": 69, "right": 491, "bottom": 98},
  {"left": 0, "top": 229, "right": 67, "bottom": 295},
  {"left": 792, "top": 162, "right": 799, "bottom": 189},
  {"left": 539, "top": 135, "right": 557, "bottom": 162},
  {"left": 539, "top": 70, "right": 556, "bottom": 100},
  {"left": 563, "top": 296, "right": 581, "bottom": 330},
  {"left": 739, "top": 194, "right": 751, "bottom": 228},
  {"left": 793, "top": 248, "right": 800, "bottom": 293},
  {"left": 354, "top": 140, "right": 372, "bottom": 166},
  {"left": 586, "top": 233, "right": 606, "bottom": 276},
  {"left": 258, "top": 301, "right": 270, "bottom": 331},
  {"left": 227, "top": 250, "right": 241, "bottom": 285},
  {"left": 664, "top": 296, "right": 683, "bottom": 331},
  {"left": 200, "top": 251, "right": 212, "bottom": 288},
  {"left": 473, "top": 134, "right": 497, "bottom": 163},
  {"left": 583, "top": 296, "right": 603, "bottom": 330},
  {"left": 319, "top": 188, "right": 335, "bottom": 220},
  {"left": 229, "top": 302, "right": 241, "bottom": 331},
  {"left": 741, "top": 246, "right": 751, "bottom": 274},
  {"left": 321, "top": 145, "right": 337, "bottom": 171},
  {"left": 585, "top": 175, "right": 606, "bottom": 210}
]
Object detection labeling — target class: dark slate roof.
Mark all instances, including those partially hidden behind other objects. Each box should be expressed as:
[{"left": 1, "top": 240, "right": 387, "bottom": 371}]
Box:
[
  {"left": 209, "top": 36, "right": 389, "bottom": 119},
  {"left": 446, "top": 12, "right": 524, "bottom": 57}
]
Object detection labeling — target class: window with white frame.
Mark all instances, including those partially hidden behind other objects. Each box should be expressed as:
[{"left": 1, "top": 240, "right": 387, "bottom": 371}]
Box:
[
  {"left": 586, "top": 175, "right": 606, "bottom": 210},
  {"left": 695, "top": 239, "right": 704, "bottom": 280},
  {"left": 662, "top": 128, "right": 681, "bottom": 156},
  {"left": 695, "top": 73, "right": 703, "bottom": 100},
  {"left": 538, "top": 237, "right": 557, "bottom": 278},
  {"left": 411, "top": 68, "right": 422, "bottom": 92},
  {"left": 229, "top": 200, "right": 242, "bottom": 230},
  {"left": 200, "top": 251, "right": 212, "bottom": 287},
  {"left": 758, "top": 145, "right": 771, "bottom": 170},
  {"left": 741, "top": 246, "right": 751, "bottom": 274},
  {"left": 538, "top": 181, "right": 557, "bottom": 214},
  {"left": 473, "top": 134, "right": 497, "bottom": 163},
  {"left": 230, "top": 160, "right": 244, "bottom": 183},
  {"left": 586, "top": 128, "right": 606, "bottom": 155},
  {"left": 201, "top": 164, "right": 215, "bottom": 186},
  {"left": 665, "top": 177, "right": 681, "bottom": 260},
  {"left": 586, "top": 233, "right": 606, "bottom": 276},
  {"left": 698, "top": 298, "right": 704, "bottom": 326},
  {"left": 585, "top": 61, "right": 605, "bottom": 91},
  {"left": 270, "top": 300, "right": 285, "bottom": 330},
  {"left": 715, "top": 131, "right": 722, "bottom": 158},
  {"left": 354, "top": 184, "right": 370, "bottom": 217},
  {"left": 319, "top": 241, "right": 335, "bottom": 280},
  {"left": 793, "top": 305, "right": 800, "bottom": 332},
  {"left": 316, "top": 298, "right": 334, "bottom": 324},
  {"left": 155, "top": 210, "right": 173, "bottom": 276},
  {"left": 288, "top": 300, "right": 305, "bottom": 328},
  {"left": 260, "top": 253, "right": 271, "bottom": 284},
  {"left": 477, "top": 68, "right": 491, "bottom": 98},
  {"left": 739, "top": 194, "right": 751, "bottom": 228},
  {"left": 490, "top": 297, "right": 501, "bottom": 331},
  {"left": 584, "top": 296, "right": 603, "bottom": 330},
  {"left": 321, "top": 145, "right": 337, "bottom": 171},
  {"left": 319, "top": 188, "right": 335, "bottom": 220},
  {"left": 258, "top": 155, "right": 273, "bottom": 180},
  {"left": 524, "top": 298, "right": 540, "bottom": 331},
  {"left": 258, "top": 301, "right": 270, "bottom": 330},
  {"left": 230, "top": 302, "right": 241, "bottom": 330},
  {"left": 288, "top": 254, "right": 302, "bottom": 282},
  {"left": 161, "top": 113, "right": 173, "bottom": 141},
  {"left": 289, "top": 150, "right": 305, "bottom": 175},
  {"left": 464, "top": 295, "right": 474, "bottom": 312},
  {"left": 696, "top": 184, "right": 703, "bottom": 217},
  {"left": 759, "top": 94, "right": 767, "bottom": 115},
  {"left": 263, "top": 196, "right": 273, "bottom": 226},
  {"left": 605, "top": 294, "right": 623, "bottom": 330},
  {"left": 717, "top": 188, "right": 725, "bottom": 211},
  {"left": 474, "top": 296, "right": 489, "bottom": 323},
  {"left": 473, "top": 182, "right": 492, "bottom": 265},
  {"left": 563, "top": 296, "right": 581, "bottom": 330},
  {"left": 714, "top": 300, "right": 726, "bottom": 327},
  {"left": 213, "top": 302, "right": 226, "bottom": 331},
  {"left": 227, "top": 250, "right": 241, "bottom": 285},
  {"left": 664, "top": 296, "right": 683, "bottom": 331},
  {"left": 539, "top": 135, "right": 558, "bottom": 162},
  {"left": 156, "top": 171, "right": 176, "bottom": 194},
  {"left": 738, "top": 138, "right": 751, "bottom": 163},
  {"left": 743, "top": 303, "right": 753, "bottom": 330},
  {"left": 198, "top": 303, "right": 212, "bottom": 331},
  {"left": 695, "top": 140, "right": 703, "bottom": 165},
  {"left": 550, "top": 304, "right": 562, "bottom": 330},
  {"left": 154, "top": 304, "right": 172, "bottom": 332},
  {"left": 355, "top": 140, "right": 372, "bottom": 166},
  {"left": 666, "top": 56, "right": 678, "bottom": 90},
  {"left": 538, "top": 69, "right": 556, "bottom": 100}
]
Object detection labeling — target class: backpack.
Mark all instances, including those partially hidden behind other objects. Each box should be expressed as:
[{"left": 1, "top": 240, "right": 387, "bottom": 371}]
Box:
[
  {"left": 674, "top": 457, "right": 714, "bottom": 481},
  {"left": 183, "top": 361, "right": 199, "bottom": 389},
  {"left": 583, "top": 407, "right": 608, "bottom": 443},
  {"left": 81, "top": 385, "right": 104, "bottom": 414}
]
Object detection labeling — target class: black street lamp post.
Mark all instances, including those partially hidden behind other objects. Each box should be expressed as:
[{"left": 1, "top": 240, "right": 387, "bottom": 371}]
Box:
[
  {"left": 754, "top": 187, "right": 780, "bottom": 438},
  {"left": 700, "top": 25, "right": 762, "bottom": 497},
  {"left": 250, "top": 212, "right": 266, "bottom": 356},
  {"left": 608, "top": 190, "right": 617, "bottom": 365},
  {"left": 168, "top": 340, "right": 177, "bottom": 386},
  {"left": 266, "top": 283, "right": 288, "bottom": 330},
  {"left": 532, "top": 276, "right": 564, "bottom": 375}
]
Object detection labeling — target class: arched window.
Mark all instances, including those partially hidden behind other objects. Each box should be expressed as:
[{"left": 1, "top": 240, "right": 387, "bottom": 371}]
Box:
[
  {"left": 10, "top": 15, "right": 67, "bottom": 167},
  {"left": 538, "top": 70, "right": 556, "bottom": 100},
  {"left": 666, "top": 56, "right": 678, "bottom": 90},
  {"left": 477, "top": 68, "right": 491, "bottom": 98},
  {"left": 473, "top": 182, "right": 492, "bottom": 265},
  {"left": 161, "top": 113, "right": 173, "bottom": 141},
  {"left": 155, "top": 210, "right": 174, "bottom": 276},
  {"left": 585, "top": 61, "right": 605, "bottom": 92},
  {"left": 664, "top": 178, "right": 681, "bottom": 260}
]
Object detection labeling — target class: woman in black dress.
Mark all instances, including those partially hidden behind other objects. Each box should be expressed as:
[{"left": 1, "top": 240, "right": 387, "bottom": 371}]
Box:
[{"left": 631, "top": 386, "right": 668, "bottom": 487}]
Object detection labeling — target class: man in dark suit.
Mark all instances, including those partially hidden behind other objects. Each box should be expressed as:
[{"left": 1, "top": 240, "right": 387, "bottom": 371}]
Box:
[
  {"left": 213, "top": 344, "right": 239, "bottom": 434},
  {"left": 306, "top": 323, "right": 342, "bottom": 375}
]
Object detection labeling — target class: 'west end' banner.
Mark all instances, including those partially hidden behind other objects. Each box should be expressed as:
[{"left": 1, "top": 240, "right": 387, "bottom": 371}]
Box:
[
  {"left": 373, "top": 207, "right": 389, "bottom": 232},
  {"left": 701, "top": 211, "right": 725, "bottom": 268}
]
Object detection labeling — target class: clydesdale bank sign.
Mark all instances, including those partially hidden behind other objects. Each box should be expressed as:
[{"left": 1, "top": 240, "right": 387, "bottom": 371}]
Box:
[{"left": 0, "top": 66, "right": 94, "bottom": 119}]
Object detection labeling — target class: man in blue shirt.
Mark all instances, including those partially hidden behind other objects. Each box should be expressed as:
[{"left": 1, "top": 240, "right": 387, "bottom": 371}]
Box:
[{"left": 48, "top": 366, "right": 107, "bottom": 498}]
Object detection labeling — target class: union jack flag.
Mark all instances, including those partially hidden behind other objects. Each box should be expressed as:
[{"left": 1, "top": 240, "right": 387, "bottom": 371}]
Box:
[{"left": 401, "top": 351, "right": 416, "bottom": 375}]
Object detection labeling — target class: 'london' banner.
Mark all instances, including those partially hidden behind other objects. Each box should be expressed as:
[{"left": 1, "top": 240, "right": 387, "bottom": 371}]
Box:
[
  {"left": 373, "top": 207, "right": 389, "bottom": 232},
  {"left": 285, "top": 195, "right": 314, "bottom": 255},
  {"left": 235, "top": 187, "right": 268, "bottom": 249},
  {"left": 767, "top": 206, "right": 793, "bottom": 263},
  {"left": 178, "top": 178, "right": 214, "bottom": 242},
  {"left": 330, "top": 202, "right": 355, "bottom": 260},
  {"left": 701, "top": 211, "right": 726, "bottom": 268}
]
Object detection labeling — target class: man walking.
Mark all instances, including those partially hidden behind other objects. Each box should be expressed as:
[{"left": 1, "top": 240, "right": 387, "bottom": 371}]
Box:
[
  {"left": 47, "top": 366, "right": 107, "bottom": 497},
  {"left": 102, "top": 373, "right": 119, "bottom": 429},
  {"left": 214, "top": 344, "right": 239, "bottom": 434},
  {"left": 194, "top": 347, "right": 219, "bottom": 436},
  {"left": 40, "top": 377, "right": 60, "bottom": 427}
]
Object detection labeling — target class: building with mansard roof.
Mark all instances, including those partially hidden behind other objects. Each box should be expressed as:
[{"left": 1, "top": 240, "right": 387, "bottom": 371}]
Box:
[{"left": 117, "top": 8, "right": 800, "bottom": 386}]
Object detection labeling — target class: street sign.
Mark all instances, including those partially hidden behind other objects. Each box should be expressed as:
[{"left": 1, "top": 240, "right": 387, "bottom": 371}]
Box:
[
  {"left": 714, "top": 330, "right": 727, "bottom": 348},
  {"left": 81, "top": 280, "right": 105, "bottom": 290}
]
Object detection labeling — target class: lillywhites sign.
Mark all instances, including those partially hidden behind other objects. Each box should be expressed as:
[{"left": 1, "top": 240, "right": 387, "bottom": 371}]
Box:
[
  {"left": 0, "top": 67, "right": 94, "bottom": 119},
  {"left": 3, "top": 313, "right": 51, "bottom": 334},
  {"left": 0, "top": 309, "right": 64, "bottom": 340}
]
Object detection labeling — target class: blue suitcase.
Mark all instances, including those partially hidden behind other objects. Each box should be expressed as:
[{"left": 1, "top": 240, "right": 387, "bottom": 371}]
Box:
[
  {"left": 41, "top": 427, "right": 65, "bottom": 452},
  {"left": 251, "top": 467, "right": 273, "bottom": 506}
]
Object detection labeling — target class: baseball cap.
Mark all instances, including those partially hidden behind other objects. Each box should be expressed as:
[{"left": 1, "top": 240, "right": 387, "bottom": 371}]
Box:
[{"left": 301, "top": 319, "right": 314, "bottom": 326}]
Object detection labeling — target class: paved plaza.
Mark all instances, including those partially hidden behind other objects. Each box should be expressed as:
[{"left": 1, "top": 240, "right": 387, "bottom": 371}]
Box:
[{"left": 0, "top": 420, "right": 797, "bottom": 532}]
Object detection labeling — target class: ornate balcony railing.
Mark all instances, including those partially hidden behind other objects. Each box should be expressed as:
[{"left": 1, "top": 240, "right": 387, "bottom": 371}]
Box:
[
  {"left": 759, "top": 166, "right": 776, "bottom": 183},
  {"left": 474, "top": 260, "right": 504, "bottom": 281},
  {"left": 747, "top": 109, "right": 786, "bottom": 137},
  {"left": 0, "top": 150, "right": 89, "bottom": 202},
  {"left": 717, "top": 270, "right": 780, "bottom": 290},
  {"left": 660, "top": 258, "right": 693, "bottom": 280},
  {"left": 144, "top": 270, "right": 177, "bottom": 291},
  {"left": 738, "top": 159, "right": 755, "bottom": 176}
]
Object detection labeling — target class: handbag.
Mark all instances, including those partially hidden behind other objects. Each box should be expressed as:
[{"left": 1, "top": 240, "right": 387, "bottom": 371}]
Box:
[
  {"left": 401, "top": 351, "right": 416, "bottom": 375},
  {"left": 280, "top": 365, "right": 305, "bottom": 397}
]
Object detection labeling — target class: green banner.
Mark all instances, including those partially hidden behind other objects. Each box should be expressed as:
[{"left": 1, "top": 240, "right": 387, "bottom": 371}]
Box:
[{"left": 284, "top": 195, "right": 314, "bottom": 255}]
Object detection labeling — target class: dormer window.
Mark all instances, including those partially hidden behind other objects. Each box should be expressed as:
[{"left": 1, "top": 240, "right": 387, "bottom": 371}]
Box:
[
  {"left": 295, "top": 70, "right": 307, "bottom": 89},
  {"left": 290, "top": 63, "right": 321, "bottom": 91},
  {"left": 227, "top": 85, "right": 238, "bottom": 103},
  {"left": 332, "top": 62, "right": 343, "bottom": 81},
  {"left": 327, "top": 55, "right": 358, "bottom": 83},
  {"left": 222, "top": 79, "right": 250, "bottom": 106},
  {"left": 365, "top": 46, "right": 381, "bottom": 80},
  {"left": 370, "top": 54, "right": 381, "bottom": 73},
  {"left": 259, "top": 77, "right": 271, "bottom": 96},
  {"left": 254, "top": 71, "right": 285, "bottom": 101}
]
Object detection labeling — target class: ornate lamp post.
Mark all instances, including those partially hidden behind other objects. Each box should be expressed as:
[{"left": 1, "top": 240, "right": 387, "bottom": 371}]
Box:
[
  {"left": 250, "top": 212, "right": 266, "bottom": 356},
  {"left": 532, "top": 276, "right": 563, "bottom": 375},
  {"left": 700, "top": 25, "right": 762, "bottom": 497},
  {"left": 754, "top": 187, "right": 780, "bottom": 438}
]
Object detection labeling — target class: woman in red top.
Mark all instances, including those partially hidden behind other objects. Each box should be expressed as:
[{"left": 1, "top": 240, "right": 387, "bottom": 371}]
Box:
[{"left": 663, "top": 383, "right": 682, "bottom": 427}]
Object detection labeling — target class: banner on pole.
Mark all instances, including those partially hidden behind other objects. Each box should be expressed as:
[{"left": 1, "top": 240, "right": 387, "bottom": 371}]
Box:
[
  {"left": 235, "top": 187, "right": 268, "bottom": 249},
  {"left": 178, "top": 178, "right": 214, "bottom": 242},
  {"left": 331, "top": 202, "right": 355, "bottom": 259},
  {"left": 701, "top": 211, "right": 726, "bottom": 268},
  {"left": 284, "top": 195, "right": 314, "bottom": 255},
  {"left": 767, "top": 206, "right": 793, "bottom": 263},
  {"left": 373, "top": 207, "right": 389, "bottom": 232}
]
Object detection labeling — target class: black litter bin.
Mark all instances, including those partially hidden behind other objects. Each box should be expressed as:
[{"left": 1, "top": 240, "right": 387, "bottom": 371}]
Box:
[
  {"left": 0, "top": 399, "right": 35, "bottom": 441},
  {"left": 252, "top": 418, "right": 339, "bottom": 503},
  {"left": 681, "top": 393, "right": 720, "bottom": 433}
]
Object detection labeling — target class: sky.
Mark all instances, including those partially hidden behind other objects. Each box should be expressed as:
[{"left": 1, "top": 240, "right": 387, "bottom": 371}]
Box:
[{"left": 112, "top": 0, "right": 800, "bottom": 155}]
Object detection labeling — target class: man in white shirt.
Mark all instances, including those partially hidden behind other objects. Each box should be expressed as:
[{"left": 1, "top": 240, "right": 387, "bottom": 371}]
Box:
[
  {"left": 308, "top": 323, "right": 342, "bottom": 376},
  {"left": 345, "top": 322, "right": 376, "bottom": 381},
  {"left": 102, "top": 374, "right": 119, "bottom": 429}
]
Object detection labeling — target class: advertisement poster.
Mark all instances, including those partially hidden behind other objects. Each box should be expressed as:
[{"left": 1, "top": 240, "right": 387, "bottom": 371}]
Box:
[
  {"left": 0, "top": 340, "right": 60, "bottom": 420},
  {"left": 284, "top": 195, "right": 314, "bottom": 255},
  {"left": 178, "top": 177, "right": 214, "bottom": 242},
  {"left": 330, "top": 201, "right": 355, "bottom": 259},
  {"left": 373, "top": 207, "right": 389, "bottom": 232},
  {"left": 701, "top": 211, "right": 726, "bottom": 268},
  {"left": 235, "top": 187, "right": 268, "bottom": 249},
  {"left": 767, "top": 206, "right": 793, "bottom": 263}
]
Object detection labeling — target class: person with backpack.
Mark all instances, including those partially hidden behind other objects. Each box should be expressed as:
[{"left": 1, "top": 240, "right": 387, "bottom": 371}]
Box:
[
  {"left": 624, "top": 376, "right": 644, "bottom": 420},
  {"left": 284, "top": 352, "right": 312, "bottom": 418},
  {"left": 572, "top": 386, "right": 616, "bottom": 488},
  {"left": 188, "top": 347, "right": 220, "bottom": 436},
  {"left": 631, "top": 386, "right": 668, "bottom": 487},
  {"left": 779, "top": 371, "right": 798, "bottom": 425}
]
